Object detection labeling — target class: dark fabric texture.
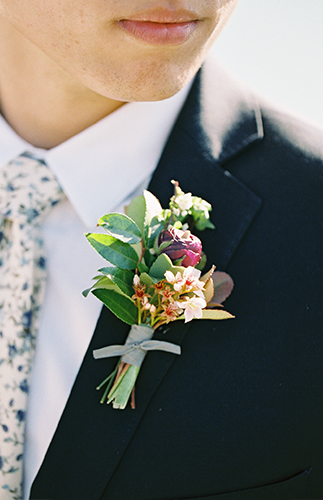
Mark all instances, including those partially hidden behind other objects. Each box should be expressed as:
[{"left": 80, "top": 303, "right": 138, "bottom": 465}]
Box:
[{"left": 30, "top": 62, "right": 323, "bottom": 500}]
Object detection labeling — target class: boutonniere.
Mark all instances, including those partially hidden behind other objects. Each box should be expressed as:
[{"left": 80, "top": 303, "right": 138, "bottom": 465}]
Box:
[{"left": 83, "top": 181, "right": 234, "bottom": 409}]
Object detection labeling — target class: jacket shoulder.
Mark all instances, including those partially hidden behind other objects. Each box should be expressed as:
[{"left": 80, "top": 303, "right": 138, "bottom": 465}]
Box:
[{"left": 258, "top": 100, "right": 323, "bottom": 165}]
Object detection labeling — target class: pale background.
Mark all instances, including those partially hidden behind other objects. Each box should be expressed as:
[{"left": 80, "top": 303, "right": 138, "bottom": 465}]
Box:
[{"left": 213, "top": 0, "right": 323, "bottom": 127}]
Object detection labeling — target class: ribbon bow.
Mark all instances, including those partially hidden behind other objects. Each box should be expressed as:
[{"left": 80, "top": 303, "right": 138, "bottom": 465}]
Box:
[{"left": 93, "top": 324, "right": 181, "bottom": 367}]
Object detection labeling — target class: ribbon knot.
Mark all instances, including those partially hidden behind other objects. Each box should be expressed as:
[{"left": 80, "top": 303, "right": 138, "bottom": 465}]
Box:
[{"left": 93, "top": 324, "right": 181, "bottom": 367}]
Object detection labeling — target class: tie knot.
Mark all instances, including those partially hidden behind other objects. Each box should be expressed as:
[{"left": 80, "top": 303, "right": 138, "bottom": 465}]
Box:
[{"left": 0, "top": 152, "right": 64, "bottom": 224}]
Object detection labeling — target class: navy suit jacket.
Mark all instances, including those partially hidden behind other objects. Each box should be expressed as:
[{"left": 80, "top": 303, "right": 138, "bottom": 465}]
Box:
[{"left": 30, "top": 58, "right": 323, "bottom": 500}]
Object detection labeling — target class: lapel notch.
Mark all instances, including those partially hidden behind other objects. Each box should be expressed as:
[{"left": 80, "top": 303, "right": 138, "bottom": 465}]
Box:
[{"left": 149, "top": 58, "right": 263, "bottom": 269}]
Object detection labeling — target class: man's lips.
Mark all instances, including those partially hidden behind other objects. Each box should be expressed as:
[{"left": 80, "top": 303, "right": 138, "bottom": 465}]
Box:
[
  {"left": 116, "top": 9, "right": 200, "bottom": 45},
  {"left": 118, "top": 19, "right": 198, "bottom": 45}
]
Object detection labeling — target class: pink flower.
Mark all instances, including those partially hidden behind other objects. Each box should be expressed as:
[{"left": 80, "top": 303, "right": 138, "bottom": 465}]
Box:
[
  {"left": 176, "top": 296, "right": 207, "bottom": 323},
  {"left": 158, "top": 226, "right": 202, "bottom": 267},
  {"left": 132, "top": 276, "right": 150, "bottom": 303},
  {"left": 159, "top": 285, "right": 175, "bottom": 303},
  {"left": 160, "top": 301, "right": 183, "bottom": 324},
  {"left": 165, "top": 267, "right": 205, "bottom": 297}
]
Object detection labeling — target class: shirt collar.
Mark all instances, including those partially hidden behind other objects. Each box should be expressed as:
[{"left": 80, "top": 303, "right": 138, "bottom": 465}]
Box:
[{"left": 0, "top": 83, "right": 191, "bottom": 228}]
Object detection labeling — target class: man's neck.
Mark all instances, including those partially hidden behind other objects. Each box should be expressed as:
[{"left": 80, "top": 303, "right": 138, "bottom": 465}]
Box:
[{"left": 0, "top": 18, "right": 124, "bottom": 150}]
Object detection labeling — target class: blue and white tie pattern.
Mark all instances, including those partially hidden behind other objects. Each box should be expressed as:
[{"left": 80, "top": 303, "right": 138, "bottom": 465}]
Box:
[{"left": 0, "top": 153, "right": 64, "bottom": 499}]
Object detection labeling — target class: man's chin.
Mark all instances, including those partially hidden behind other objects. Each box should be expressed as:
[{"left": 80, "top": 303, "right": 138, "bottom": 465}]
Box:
[
  {"left": 122, "top": 85, "right": 186, "bottom": 103},
  {"left": 90, "top": 64, "right": 198, "bottom": 103}
]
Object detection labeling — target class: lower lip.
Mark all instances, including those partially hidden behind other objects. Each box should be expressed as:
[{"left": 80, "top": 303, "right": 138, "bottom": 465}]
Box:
[{"left": 118, "top": 20, "right": 198, "bottom": 45}]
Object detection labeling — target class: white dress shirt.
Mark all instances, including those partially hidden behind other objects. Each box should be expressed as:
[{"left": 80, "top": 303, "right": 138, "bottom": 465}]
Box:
[{"left": 0, "top": 83, "right": 191, "bottom": 499}]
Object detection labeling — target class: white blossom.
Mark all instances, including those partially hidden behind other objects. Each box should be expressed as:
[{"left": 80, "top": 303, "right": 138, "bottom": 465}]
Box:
[
  {"left": 133, "top": 274, "right": 140, "bottom": 286},
  {"left": 177, "top": 296, "right": 207, "bottom": 323},
  {"left": 175, "top": 192, "right": 193, "bottom": 211}
]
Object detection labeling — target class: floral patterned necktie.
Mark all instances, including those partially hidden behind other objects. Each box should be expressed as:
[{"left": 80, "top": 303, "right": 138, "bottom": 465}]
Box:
[{"left": 0, "top": 153, "right": 64, "bottom": 500}]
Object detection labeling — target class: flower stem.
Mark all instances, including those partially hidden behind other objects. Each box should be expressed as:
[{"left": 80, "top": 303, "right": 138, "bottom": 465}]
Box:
[
  {"left": 97, "top": 360, "right": 121, "bottom": 404},
  {"left": 131, "top": 386, "right": 136, "bottom": 409},
  {"left": 137, "top": 298, "right": 142, "bottom": 324},
  {"left": 139, "top": 239, "right": 145, "bottom": 263},
  {"left": 108, "top": 362, "right": 130, "bottom": 397}
]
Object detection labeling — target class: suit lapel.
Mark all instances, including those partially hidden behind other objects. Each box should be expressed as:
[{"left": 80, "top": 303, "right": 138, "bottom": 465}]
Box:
[
  {"left": 148, "top": 61, "right": 263, "bottom": 269},
  {"left": 30, "top": 59, "right": 263, "bottom": 500}
]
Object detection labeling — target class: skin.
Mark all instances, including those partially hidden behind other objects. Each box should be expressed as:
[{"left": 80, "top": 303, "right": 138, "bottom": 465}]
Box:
[{"left": 0, "top": 1, "right": 239, "bottom": 148}]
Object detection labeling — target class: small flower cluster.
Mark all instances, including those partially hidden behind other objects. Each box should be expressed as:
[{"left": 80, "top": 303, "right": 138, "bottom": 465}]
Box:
[
  {"left": 162, "top": 180, "right": 215, "bottom": 231},
  {"left": 132, "top": 266, "right": 207, "bottom": 328}
]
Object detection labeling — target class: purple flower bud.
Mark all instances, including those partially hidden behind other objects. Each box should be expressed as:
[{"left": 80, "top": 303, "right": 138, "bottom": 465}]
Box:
[{"left": 158, "top": 226, "right": 202, "bottom": 267}]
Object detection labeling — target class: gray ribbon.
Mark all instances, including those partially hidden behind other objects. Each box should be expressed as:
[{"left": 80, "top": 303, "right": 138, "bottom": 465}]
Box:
[{"left": 93, "top": 324, "right": 181, "bottom": 367}]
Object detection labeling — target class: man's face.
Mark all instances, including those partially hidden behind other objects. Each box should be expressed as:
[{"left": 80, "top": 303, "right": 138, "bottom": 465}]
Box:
[{"left": 0, "top": 0, "right": 238, "bottom": 101}]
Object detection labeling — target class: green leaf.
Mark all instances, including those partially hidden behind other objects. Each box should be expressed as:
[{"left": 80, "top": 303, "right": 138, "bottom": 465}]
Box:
[
  {"left": 154, "top": 237, "right": 172, "bottom": 254},
  {"left": 149, "top": 253, "right": 183, "bottom": 281},
  {"left": 104, "top": 276, "right": 133, "bottom": 298},
  {"left": 143, "top": 190, "right": 163, "bottom": 224},
  {"left": 147, "top": 216, "right": 164, "bottom": 248},
  {"left": 92, "top": 288, "right": 137, "bottom": 325},
  {"left": 86, "top": 233, "right": 139, "bottom": 270},
  {"left": 175, "top": 309, "right": 234, "bottom": 322},
  {"left": 82, "top": 275, "right": 117, "bottom": 297},
  {"left": 138, "top": 262, "right": 149, "bottom": 274},
  {"left": 195, "top": 252, "right": 207, "bottom": 271},
  {"left": 99, "top": 266, "right": 133, "bottom": 283},
  {"left": 140, "top": 272, "right": 158, "bottom": 286},
  {"left": 149, "top": 253, "right": 172, "bottom": 280},
  {"left": 201, "top": 309, "right": 234, "bottom": 320},
  {"left": 196, "top": 218, "right": 215, "bottom": 231},
  {"left": 143, "top": 248, "right": 156, "bottom": 268},
  {"left": 200, "top": 265, "right": 215, "bottom": 283},
  {"left": 125, "top": 195, "right": 146, "bottom": 236},
  {"left": 99, "top": 267, "right": 134, "bottom": 296},
  {"left": 143, "top": 191, "right": 163, "bottom": 246},
  {"left": 125, "top": 191, "right": 164, "bottom": 247},
  {"left": 97, "top": 213, "right": 142, "bottom": 244},
  {"left": 132, "top": 241, "right": 142, "bottom": 259}
]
